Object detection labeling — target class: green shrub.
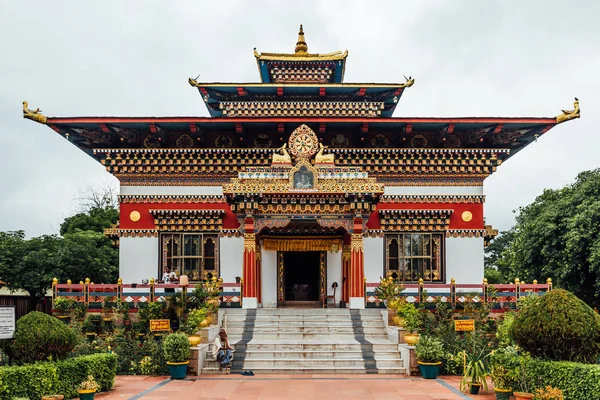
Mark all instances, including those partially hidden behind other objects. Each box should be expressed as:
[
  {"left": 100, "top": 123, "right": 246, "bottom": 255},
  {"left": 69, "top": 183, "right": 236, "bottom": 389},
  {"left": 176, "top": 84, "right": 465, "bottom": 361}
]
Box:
[
  {"left": 511, "top": 289, "right": 600, "bottom": 363},
  {"left": 0, "top": 353, "right": 116, "bottom": 400},
  {"left": 496, "top": 312, "right": 516, "bottom": 347},
  {"left": 181, "top": 308, "right": 207, "bottom": 335},
  {"left": 8, "top": 312, "right": 77, "bottom": 364},
  {"left": 162, "top": 333, "right": 190, "bottom": 363},
  {"left": 415, "top": 335, "right": 444, "bottom": 363}
]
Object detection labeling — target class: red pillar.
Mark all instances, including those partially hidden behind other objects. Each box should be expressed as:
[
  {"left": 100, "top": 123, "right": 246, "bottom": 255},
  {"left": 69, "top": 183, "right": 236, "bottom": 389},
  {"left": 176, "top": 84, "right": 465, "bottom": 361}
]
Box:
[
  {"left": 342, "top": 245, "right": 351, "bottom": 303},
  {"left": 242, "top": 216, "right": 257, "bottom": 299},
  {"left": 349, "top": 233, "right": 365, "bottom": 298}
]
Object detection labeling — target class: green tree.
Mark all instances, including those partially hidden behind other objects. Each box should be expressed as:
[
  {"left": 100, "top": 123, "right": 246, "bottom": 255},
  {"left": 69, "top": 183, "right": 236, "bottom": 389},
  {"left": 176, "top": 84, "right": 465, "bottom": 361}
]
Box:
[
  {"left": 502, "top": 169, "right": 600, "bottom": 307},
  {"left": 0, "top": 231, "right": 62, "bottom": 309},
  {"left": 60, "top": 206, "right": 119, "bottom": 236}
]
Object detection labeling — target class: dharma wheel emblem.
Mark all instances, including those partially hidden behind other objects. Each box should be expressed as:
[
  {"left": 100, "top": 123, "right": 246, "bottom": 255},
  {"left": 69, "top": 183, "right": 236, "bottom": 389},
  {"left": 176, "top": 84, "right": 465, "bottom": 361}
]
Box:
[{"left": 288, "top": 124, "right": 319, "bottom": 158}]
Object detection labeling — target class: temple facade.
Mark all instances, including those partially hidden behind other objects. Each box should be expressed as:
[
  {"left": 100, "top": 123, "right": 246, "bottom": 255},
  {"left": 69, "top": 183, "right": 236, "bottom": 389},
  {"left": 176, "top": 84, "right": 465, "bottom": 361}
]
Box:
[{"left": 25, "top": 26, "right": 579, "bottom": 309}]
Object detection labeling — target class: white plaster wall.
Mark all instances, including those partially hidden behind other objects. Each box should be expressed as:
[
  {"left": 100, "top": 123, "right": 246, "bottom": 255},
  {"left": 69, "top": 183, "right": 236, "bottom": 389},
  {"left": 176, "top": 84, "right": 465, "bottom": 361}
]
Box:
[
  {"left": 445, "top": 236, "right": 484, "bottom": 285},
  {"left": 364, "top": 236, "right": 384, "bottom": 283},
  {"left": 261, "top": 250, "right": 278, "bottom": 308},
  {"left": 384, "top": 186, "right": 483, "bottom": 195},
  {"left": 120, "top": 186, "right": 223, "bottom": 196},
  {"left": 219, "top": 236, "right": 243, "bottom": 283},
  {"left": 119, "top": 236, "right": 158, "bottom": 283},
  {"left": 326, "top": 251, "right": 343, "bottom": 305}
]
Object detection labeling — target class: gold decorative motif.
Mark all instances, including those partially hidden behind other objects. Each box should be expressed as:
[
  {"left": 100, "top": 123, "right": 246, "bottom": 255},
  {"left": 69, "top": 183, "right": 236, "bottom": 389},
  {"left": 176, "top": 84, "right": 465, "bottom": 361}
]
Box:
[
  {"left": 484, "top": 224, "right": 499, "bottom": 246},
  {"left": 556, "top": 97, "right": 580, "bottom": 124},
  {"left": 295, "top": 24, "right": 308, "bottom": 53},
  {"left": 244, "top": 233, "right": 256, "bottom": 251},
  {"left": 272, "top": 143, "right": 292, "bottom": 164},
  {"left": 117, "top": 229, "right": 158, "bottom": 238},
  {"left": 379, "top": 209, "right": 453, "bottom": 232},
  {"left": 445, "top": 229, "right": 486, "bottom": 238},
  {"left": 288, "top": 124, "right": 319, "bottom": 158},
  {"left": 315, "top": 143, "right": 335, "bottom": 164},
  {"left": 254, "top": 49, "right": 349, "bottom": 62},
  {"left": 401, "top": 75, "right": 415, "bottom": 88},
  {"left": 381, "top": 195, "right": 486, "bottom": 204},
  {"left": 129, "top": 211, "right": 141, "bottom": 222},
  {"left": 342, "top": 246, "right": 351, "bottom": 261},
  {"left": 151, "top": 208, "right": 226, "bottom": 232},
  {"left": 22, "top": 101, "right": 47, "bottom": 124},
  {"left": 351, "top": 234, "right": 363, "bottom": 252},
  {"left": 262, "top": 237, "right": 342, "bottom": 252},
  {"left": 220, "top": 101, "right": 384, "bottom": 118},
  {"left": 461, "top": 211, "right": 473, "bottom": 222},
  {"left": 119, "top": 194, "right": 226, "bottom": 204}
]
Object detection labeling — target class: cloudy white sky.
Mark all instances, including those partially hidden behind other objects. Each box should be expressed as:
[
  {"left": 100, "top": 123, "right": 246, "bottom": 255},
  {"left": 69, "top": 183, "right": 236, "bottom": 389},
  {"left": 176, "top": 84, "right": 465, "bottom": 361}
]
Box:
[{"left": 1, "top": 1, "right": 598, "bottom": 237}]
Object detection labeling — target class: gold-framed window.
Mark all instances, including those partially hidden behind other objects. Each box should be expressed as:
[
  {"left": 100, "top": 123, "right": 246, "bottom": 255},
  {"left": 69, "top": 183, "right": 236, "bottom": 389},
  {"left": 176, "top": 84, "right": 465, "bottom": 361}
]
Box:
[
  {"left": 160, "top": 233, "right": 219, "bottom": 281},
  {"left": 384, "top": 233, "right": 443, "bottom": 282}
]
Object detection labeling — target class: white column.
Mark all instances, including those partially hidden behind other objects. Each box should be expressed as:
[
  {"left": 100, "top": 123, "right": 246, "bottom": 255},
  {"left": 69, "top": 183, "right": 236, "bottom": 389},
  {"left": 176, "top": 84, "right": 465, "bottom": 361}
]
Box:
[
  {"left": 445, "top": 236, "right": 484, "bottom": 284},
  {"left": 119, "top": 236, "right": 158, "bottom": 283},
  {"left": 326, "top": 251, "right": 343, "bottom": 305},
  {"left": 219, "top": 236, "right": 243, "bottom": 283},
  {"left": 363, "top": 236, "right": 384, "bottom": 283},
  {"left": 261, "top": 250, "right": 278, "bottom": 308}
]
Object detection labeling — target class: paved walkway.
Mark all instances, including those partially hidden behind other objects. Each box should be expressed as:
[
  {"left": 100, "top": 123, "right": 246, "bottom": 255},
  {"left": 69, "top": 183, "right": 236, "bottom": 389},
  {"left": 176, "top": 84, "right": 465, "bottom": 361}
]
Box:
[{"left": 94, "top": 375, "right": 496, "bottom": 400}]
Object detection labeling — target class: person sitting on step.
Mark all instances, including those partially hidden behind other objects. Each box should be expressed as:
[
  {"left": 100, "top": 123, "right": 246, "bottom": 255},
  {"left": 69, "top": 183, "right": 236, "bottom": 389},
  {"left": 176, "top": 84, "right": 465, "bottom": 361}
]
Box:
[{"left": 213, "top": 328, "right": 233, "bottom": 373}]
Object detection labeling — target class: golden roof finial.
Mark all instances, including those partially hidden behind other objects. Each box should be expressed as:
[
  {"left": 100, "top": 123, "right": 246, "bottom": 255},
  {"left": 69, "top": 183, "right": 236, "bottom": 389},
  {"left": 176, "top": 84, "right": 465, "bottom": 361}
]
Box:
[{"left": 295, "top": 24, "right": 308, "bottom": 54}]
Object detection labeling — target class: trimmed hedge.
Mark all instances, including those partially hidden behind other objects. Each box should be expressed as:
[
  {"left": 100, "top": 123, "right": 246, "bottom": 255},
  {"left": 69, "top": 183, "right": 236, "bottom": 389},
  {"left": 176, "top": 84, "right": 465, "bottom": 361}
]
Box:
[
  {"left": 0, "top": 353, "right": 116, "bottom": 400},
  {"left": 527, "top": 359, "right": 600, "bottom": 400},
  {"left": 9, "top": 311, "right": 78, "bottom": 364},
  {"left": 511, "top": 289, "right": 600, "bottom": 363}
]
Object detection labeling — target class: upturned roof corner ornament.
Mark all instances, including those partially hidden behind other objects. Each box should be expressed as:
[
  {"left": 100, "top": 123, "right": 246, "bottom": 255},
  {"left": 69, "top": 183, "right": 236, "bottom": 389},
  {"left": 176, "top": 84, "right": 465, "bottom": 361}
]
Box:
[
  {"left": 22, "top": 101, "right": 47, "bottom": 124},
  {"left": 401, "top": 75, "right": 415, "bottom": 88},
  {"left": 188, "top": 74, "right": 200, "bottom": 87},
  {"left": 556, "top": 97, "right": 580, "bottom": 124}
]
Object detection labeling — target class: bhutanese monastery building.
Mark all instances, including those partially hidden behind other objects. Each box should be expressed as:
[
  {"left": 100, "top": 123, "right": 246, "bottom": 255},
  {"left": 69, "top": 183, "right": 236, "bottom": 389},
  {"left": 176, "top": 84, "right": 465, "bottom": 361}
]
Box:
[{"left": 24, "top": 26, "right": 579, "bottom": 309}]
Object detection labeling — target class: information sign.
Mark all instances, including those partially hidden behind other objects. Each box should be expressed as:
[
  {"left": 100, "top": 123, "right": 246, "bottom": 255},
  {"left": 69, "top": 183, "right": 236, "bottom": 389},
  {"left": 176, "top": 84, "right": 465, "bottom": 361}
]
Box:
[
  {"left": 150, "top": 319, "right": 170, "bottom": 332},
  {"left": 0, "top": 306, "right": 16, "bottom": 339},
  {"left": 454, "top": 319, "right": 475, "bottom": 332}
]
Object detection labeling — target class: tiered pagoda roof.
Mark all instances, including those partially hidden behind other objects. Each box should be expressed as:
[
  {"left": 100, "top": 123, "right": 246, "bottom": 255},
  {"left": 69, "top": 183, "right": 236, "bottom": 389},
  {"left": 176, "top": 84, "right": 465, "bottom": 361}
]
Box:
[{"left": 23, "top": 25, "right": 580, "bottom": 186}]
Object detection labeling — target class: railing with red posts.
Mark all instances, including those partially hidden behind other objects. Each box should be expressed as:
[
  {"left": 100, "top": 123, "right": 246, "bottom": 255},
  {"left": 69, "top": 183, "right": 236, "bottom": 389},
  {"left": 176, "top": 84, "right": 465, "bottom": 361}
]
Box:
[
  {"left": 365, "top": 277, "right": 553, "bottom": 311},
  {"left": 51, "top": 277, "right": 242, "bottom": 312}
]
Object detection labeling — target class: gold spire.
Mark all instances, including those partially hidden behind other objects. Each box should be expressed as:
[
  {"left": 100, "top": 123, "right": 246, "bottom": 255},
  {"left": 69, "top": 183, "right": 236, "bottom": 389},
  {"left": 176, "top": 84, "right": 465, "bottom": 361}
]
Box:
[{"left": 295, "top": 24, "right": 308, "bottom": 54}]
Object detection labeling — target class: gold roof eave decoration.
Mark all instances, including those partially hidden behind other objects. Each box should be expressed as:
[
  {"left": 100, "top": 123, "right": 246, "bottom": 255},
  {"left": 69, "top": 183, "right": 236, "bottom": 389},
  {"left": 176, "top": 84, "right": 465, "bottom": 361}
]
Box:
[
  {"left": 556, "top": 97, "right": 580, "bottom": 124},
  {"left": 22, "top": 101, "right": 47, "bottom": 124},
  {"left": 254, "top": 49, "right": 349, "bottom": 62}
]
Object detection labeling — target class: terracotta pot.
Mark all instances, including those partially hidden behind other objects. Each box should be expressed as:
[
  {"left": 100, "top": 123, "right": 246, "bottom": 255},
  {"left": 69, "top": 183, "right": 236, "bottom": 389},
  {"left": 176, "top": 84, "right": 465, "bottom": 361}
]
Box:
[{"left": 514, "top": 393, "right": 534, "bottom": 400}]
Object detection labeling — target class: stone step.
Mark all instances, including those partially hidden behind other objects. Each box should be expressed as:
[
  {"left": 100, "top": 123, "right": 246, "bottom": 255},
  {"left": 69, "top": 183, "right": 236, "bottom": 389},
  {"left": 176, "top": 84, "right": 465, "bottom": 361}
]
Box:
[
  {"left": 224, "top": 309, "right": 381, "bottom": 314},
  {"left": 224, "top": 334, "right": 388, "bottom": 341},
  {"left": 225, "top": 327, "right": 385, "bottom": 334},
  {"left": 224, "top": 341, "right": 400, "bottom": 352},
  {"left": 201, "top": 366, "right": 406, "bottom": 374},
  {"left": 204, "top": 358, "right": 404, "bottom": 369},
  {"left": 225, "top": 320, "right": 384, "bottom": 328},
  {"left": 240, "top": 350, "right": 402, "bottom": 360},
  {"left": 225, "top": 313, "right": 383, "bottom": 320}
]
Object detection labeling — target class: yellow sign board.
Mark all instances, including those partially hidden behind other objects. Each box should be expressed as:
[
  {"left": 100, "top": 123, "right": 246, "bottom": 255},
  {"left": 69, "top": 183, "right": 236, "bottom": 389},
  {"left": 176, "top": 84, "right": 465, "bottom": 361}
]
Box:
[
  {"left": 150, "top": 319, "right": 170, "bottom": 332},
  {"left": 454, "top": 319, "right": 475, "bottom": 332}
]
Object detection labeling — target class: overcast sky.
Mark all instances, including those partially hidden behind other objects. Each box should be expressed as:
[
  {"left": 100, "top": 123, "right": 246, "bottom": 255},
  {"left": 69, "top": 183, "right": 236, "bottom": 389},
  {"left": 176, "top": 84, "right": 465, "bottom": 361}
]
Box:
[{"left": 1, "top": 1, "right": 598, "bottom": 237}]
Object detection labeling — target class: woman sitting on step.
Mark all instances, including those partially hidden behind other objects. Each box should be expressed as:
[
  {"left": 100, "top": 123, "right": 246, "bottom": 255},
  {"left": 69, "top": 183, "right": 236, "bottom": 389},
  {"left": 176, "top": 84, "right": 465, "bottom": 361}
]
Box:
[{"left": 213, "top": 328, "right": 233, "bottom": 373}]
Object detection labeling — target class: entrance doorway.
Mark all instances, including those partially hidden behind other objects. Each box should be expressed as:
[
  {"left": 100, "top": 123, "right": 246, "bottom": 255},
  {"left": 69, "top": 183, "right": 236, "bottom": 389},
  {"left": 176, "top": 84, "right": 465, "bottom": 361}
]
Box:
[{"left": 280, "top": 251, "right": 322, "bottom": 306}]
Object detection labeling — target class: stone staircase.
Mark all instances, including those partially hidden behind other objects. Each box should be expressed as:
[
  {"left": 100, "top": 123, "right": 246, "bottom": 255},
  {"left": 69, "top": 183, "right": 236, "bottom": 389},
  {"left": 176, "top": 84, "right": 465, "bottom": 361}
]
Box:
[{"left": 201, "top": 308, "right": 405, "bottom": 374}]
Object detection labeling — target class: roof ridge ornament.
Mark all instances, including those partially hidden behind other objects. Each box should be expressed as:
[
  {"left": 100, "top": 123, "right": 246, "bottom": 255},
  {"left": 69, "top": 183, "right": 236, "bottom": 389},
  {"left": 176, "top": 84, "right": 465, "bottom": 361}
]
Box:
[
  {"left": 295, "top": 24, "right": 308, "bottom": 54},
  {"left": 22, "top": 101, "right": 47, "bottom": 124},
  {"left": 556, "top": 97, "right": 580, "bottom": 124}
]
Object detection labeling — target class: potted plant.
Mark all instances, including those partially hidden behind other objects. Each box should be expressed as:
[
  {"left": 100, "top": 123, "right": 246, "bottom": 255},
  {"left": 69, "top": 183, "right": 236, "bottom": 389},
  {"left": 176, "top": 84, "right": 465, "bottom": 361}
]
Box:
[
  {"left": 513, "top": 353, "right": 534, "bottom": 400},
  {"left": 42, "top": 395, "right": 64, "bottom": 400},
  {"left": 53, "top": 297, "right": 75, "bottom": 324},
  {"left": 102, "top": 296, "right": 114, "bottom": 332},
  {"left": 163, "top": 332, "right": 191, "bottom": 379},
  {"left": 415, "top": 335, "right": 444, "bottom": 379},
  {"left": 77, "top": 375, "right": 99, "bottom": 400},
  {"left": 113, "top": 299, "right": 131, "bottom": 328},
  {"left": 490, "top": 365, "right": 513, "bottom": 400},
  {"left": 490, "top": 346, "right": 519, "bottom": 400},
  {"left": 83, "top": 315, "right": 97, "bottom": 342},
  {"left": 399, "top": 303, "right": 421, "bottom": 345},
  {"left": 460, "top": 349, "right": 490, "bottom": 395},
  {"left": 182, "top": 308, "right": 207, "bottom": 346}
]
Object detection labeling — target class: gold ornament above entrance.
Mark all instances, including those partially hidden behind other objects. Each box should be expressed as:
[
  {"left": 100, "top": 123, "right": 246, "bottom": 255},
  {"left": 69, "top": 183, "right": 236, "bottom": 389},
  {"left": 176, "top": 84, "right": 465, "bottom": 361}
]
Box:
[
  {"left": 288, "top": 124, "right": 319, "bottom": 158},
  {"left": 262, "top": 236, "right": 342, "bottom": 252}
]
